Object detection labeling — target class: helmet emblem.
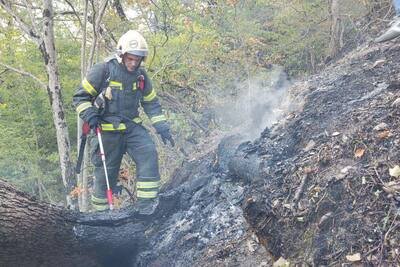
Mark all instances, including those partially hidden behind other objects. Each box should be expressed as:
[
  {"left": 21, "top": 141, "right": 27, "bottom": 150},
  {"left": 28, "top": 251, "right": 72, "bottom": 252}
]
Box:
[{"left": 129, "top": 40, "right": 138, "bottom": 49}]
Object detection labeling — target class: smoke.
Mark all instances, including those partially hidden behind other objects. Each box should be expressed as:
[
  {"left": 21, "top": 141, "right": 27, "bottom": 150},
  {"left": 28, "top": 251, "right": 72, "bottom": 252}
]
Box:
[{"left": 213, "top": 65, "right": 292, "bottom": 140}]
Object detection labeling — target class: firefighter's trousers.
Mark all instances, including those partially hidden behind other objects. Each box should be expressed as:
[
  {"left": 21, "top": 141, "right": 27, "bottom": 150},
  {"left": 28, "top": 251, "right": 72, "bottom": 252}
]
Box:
[{"left": 90, "top": 122, "right": 160, "bottom": 211}]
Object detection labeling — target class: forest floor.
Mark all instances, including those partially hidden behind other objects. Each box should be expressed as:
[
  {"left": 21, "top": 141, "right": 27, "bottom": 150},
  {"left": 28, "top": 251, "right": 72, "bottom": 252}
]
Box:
[
  {"left": 136, "top": 40, "right": 400, "bottom": 266},
  {"left": 242, "top": 40, "right": 400, "bottom": 265}
]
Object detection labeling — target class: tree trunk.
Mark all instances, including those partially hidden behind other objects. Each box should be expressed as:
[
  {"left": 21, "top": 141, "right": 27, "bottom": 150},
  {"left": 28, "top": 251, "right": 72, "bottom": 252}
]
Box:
[
  {"left": 112, "top": 0, "right": 127, "bottom": 21},
  {"left": 0, "top": 180, "right": 97, "bottom": 267},
  {"left": 41, "top": 0, "right": 75, "bottom": 208},
  {"left": 329, "top": 0, "right": 342, "bottom": 58},
  {"left": 78, "top": 0, "right": 90, "bottom": 212},
  {"left": 0, "top": 178, "right": 180, "bottom": 267},
  {"left": 0, "top": 0, "right": 76, "bottom": 207}
]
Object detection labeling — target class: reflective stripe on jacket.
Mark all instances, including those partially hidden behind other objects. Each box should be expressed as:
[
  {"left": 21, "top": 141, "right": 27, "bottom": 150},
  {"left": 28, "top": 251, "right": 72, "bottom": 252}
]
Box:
[{"left": 72, "top": 57, "right": 167, "bottom": 130}]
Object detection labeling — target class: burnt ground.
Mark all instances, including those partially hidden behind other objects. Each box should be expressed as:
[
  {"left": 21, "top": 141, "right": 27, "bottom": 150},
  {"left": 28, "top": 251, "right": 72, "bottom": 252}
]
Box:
[
  {"left": 132, "top": 135, "right": 272, "bottom": 266},
  {"left": 135, "top": 41, "right": 400, "bottom": 266},
  {"left": 242, "top": 41, "right": 400, "bottom": 265}
]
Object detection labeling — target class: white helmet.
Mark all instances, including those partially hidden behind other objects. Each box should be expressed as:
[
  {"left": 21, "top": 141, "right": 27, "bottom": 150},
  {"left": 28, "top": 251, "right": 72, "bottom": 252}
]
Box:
[{"left": 117, "top": 30, "right": 148, "bottom": 59}]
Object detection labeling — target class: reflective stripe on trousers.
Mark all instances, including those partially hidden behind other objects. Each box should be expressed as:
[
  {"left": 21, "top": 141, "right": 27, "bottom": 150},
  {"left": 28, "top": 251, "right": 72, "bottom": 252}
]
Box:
[{"left": 90, "top": 123, "right": 160, "bottom": 200}]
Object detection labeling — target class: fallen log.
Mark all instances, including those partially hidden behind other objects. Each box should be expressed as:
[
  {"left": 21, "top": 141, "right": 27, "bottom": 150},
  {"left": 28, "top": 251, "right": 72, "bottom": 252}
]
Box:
[
  {"left": 0, "top": 179, "right": 180, "bottom": 267},
  {"left": 216, "top": 135, "right": 261, "bottom": 183},
  {"left": 0, "top": 179, "right": 96, "bottom": 266}
]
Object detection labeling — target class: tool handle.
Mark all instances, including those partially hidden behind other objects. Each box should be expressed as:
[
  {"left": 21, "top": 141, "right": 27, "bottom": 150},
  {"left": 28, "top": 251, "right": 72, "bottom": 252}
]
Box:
[
  {"left": 75, "top": 135, "right": 87, "bottom": 174},
  {"left": 96, "top": 126, "right": 114, "bottom": 210},
  {"left": 107, "top": 189, "right": 113, "bottom": 210},
  {"left": 82, "top": 121, "right": 91, "bottom": 135}
]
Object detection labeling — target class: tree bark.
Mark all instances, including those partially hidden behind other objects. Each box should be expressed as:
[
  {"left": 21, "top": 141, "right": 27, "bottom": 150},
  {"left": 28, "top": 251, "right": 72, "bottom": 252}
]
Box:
[
  {"left": 42, "top": 0, "right": 75, "bottom": 208},
  {"left": 78, "top": 0, "right": 90, "bottom": 212},
  {"left": 112, "top": 0, "right": 127, "bottom": 21},
  {"left": 218, "top": 136, "right": 261, "bottom": 183},
  {"left": 0, "top": 180, "right": 97, "bottom": 267},
  {"left": 329, "top": 0, "right": 342, "bottom": 58},
  {"left": 0, "top": 178, "right": 180, "bottom": 267},
  {"left": 0, "top": 0, "right": 75, "bottom": 207}
]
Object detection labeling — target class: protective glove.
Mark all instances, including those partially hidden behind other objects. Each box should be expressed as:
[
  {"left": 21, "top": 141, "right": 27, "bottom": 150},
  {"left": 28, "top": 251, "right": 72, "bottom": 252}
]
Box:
[
  {"left": 154, "top": 121, "right": 174, "bottom": 147},
  {"left": 87, "top": 114, "right": 100, "bottom": 129},
  {"left": 158, "top": 129, "right": 175, "bottom": 147}
]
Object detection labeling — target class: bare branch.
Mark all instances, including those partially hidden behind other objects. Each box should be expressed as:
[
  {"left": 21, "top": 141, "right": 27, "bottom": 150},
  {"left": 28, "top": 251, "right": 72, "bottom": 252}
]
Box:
[
  {"left": 55, "top": 11, "right": 83, "bottom": 16},
  {"left": 112, "top": 0, "right": 127, "bottom": 21},
  {"left": 95, "top": 0, "right": 108, "bottom": 38},
  {"left": 81, "top": 0, "right": 88, "bottom": 77},
  {"left": 63, "top": 0, "right": 82, "bottom": 27},
  {"left": 149, "top": 0, "right": 160, "bottom": 9},
  {"left": 0, "top": 1, "right": 42, "bottom": 45},
  {"left": 88, "top": 0, "right": 108, "bottom": 67},
  {"left": 23, "top": 0, "right": 39, "bottom": 34},
  {"left": 0, "top": 62, "right": 47, "bottom": 89}
]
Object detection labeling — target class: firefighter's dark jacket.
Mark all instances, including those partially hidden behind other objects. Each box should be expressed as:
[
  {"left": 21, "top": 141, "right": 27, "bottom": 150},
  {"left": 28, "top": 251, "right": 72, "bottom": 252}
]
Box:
[{"left": 73, "top": 57, "right": 168, "bottom": 131}]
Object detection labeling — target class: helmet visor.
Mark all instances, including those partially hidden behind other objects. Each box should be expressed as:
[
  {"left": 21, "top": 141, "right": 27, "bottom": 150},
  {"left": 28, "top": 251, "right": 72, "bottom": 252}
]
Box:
[{"left": 126, "top": 50, "right": 147, "bottom": 57}]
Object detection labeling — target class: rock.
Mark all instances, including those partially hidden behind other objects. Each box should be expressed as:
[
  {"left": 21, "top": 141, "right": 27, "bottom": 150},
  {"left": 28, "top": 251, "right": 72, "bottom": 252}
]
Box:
[
  {"left": 303, "top": 140, "right": 316, "bottom": 152},
  {"left": 391, "top": 98, "right": 400, "bottom": 107},
  {"left": 372, "top": 59, "right": 385, "bottom": 68},
  {"left": 373, "top": 122, "right": 388, "bottom": 131},
  {"left": 389, "top": 165, "right": 400, "bottom": 178},
  {"left": 346, "top": 253, "right": 361, "bottom": 262},
  {"left": 273, "top": 257, "right": 290, "bottom": 267}
]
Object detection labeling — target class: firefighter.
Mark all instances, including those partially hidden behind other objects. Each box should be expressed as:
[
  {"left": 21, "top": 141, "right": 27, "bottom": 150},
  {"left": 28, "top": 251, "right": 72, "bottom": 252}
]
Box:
[{"left": 73, "top": 30, "right": 174, "bottom": 214}]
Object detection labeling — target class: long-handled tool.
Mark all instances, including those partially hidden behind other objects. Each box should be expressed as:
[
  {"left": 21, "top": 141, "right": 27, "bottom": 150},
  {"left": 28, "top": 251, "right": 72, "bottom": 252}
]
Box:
[
  {"left": 76, "top": 121, "right": 91, "bottom": 174},
  {"left": 96, "top": 127, "right": 114, "bottom": 210}
]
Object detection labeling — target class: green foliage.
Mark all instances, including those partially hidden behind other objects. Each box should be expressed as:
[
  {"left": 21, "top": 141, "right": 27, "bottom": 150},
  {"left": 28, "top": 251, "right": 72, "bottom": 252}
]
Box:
[
  {"left": 0, "top": 72, "right": 63, "bottom": 201},
  {"left": 0, "top": 19, "right": 80, "bottom": 202}
]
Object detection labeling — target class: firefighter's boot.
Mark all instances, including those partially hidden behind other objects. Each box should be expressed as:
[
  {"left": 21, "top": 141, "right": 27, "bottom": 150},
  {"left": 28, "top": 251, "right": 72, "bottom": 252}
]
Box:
[{"left": 135, "top": 197, "right": 159, "bottom": 215}]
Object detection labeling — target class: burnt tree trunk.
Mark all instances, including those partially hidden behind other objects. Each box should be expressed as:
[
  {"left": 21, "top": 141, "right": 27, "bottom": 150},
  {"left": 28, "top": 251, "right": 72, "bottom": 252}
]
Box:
[
  {"left": 0, "top": 179, "right": 180, "bottom": 267},
  {"left": 0, "top": 180, "right": 96, "bottom": 267},
  {"left": 216, "top": 135, "right": 261, "bottom": 183}
]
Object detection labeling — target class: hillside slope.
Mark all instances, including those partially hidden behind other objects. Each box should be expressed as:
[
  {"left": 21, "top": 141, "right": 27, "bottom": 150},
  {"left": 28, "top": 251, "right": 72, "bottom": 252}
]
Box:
[
  {"left": 3, "top": 41, "right": 400, "bottom": 267},
  {"left": 243, "top": 41, "right": 400, "bottom": 265}
]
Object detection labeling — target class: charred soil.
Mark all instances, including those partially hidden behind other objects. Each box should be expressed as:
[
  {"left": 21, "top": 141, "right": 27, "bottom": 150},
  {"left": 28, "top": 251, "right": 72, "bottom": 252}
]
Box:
[{"left": 242, "top": 41, "right": 400, "bottom": 265}]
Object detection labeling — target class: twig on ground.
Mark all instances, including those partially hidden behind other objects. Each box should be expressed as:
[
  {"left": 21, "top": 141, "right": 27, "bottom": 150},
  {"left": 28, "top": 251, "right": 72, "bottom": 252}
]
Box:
[{"left": 293, "top": 173, "right": 309, "bottom": 204}]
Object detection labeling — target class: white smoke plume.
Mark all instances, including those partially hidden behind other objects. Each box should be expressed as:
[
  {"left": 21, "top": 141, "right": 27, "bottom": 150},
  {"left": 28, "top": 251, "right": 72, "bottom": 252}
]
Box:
[{"left": 213, "top": 65, "right": 291, "bottom": 140}]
